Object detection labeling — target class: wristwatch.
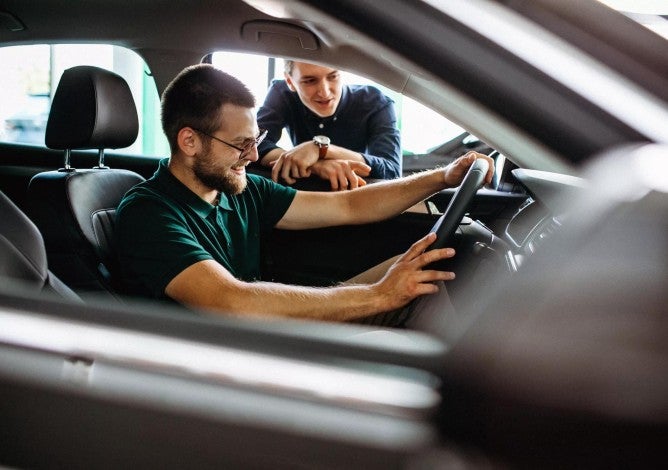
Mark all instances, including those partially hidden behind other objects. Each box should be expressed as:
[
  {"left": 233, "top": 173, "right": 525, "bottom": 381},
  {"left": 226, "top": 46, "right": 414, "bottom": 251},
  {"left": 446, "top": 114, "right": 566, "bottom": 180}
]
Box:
[{"left": 313, "top": 135, "right": 330, "bottom": 159}]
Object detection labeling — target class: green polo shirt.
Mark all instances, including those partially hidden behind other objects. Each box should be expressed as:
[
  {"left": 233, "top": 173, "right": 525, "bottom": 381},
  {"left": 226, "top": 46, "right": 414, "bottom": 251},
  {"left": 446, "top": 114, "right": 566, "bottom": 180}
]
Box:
[{"left": 116, "top": 158, "right": 296, "bottom": 299}]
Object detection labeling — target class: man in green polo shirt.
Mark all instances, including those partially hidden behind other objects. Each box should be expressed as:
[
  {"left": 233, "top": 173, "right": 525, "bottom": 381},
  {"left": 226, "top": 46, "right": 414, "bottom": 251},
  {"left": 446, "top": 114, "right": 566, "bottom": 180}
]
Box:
[{"left": 116, "top": 64, "right": 494, "bottom": 325}]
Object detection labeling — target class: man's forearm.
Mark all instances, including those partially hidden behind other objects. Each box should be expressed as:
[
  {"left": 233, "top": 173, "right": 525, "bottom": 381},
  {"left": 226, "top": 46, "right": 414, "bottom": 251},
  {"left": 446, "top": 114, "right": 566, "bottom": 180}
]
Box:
[
  {"left": 325, "top": 145, "right": 366, "bottom": 164},
  {"left": 167, "top": 259, "right": 386, "bottom": 321},
  {"left": 209, "top": 280, "right": 383, "bottom": 322},
  {"left": 343, "top": 168, "right": 447, "bottom": 224},
  {"left": 279, "top": 167, "right": 448, "bottom": 230}
]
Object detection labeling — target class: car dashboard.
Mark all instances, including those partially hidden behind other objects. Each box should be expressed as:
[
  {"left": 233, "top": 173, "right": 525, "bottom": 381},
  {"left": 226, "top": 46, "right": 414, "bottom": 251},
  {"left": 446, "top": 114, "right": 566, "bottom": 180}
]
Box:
[{"left": 503, "top": 168, "right": 586, "bottom": 269}]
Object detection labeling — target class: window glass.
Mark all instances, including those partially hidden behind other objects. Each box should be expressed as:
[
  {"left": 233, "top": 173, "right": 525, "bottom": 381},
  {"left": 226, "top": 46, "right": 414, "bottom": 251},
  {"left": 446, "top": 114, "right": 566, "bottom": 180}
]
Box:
[
  {"left": 210, "top": 51, "right": 464, "bottom": 158},
  {"left": 334, "top": 70, "right": 465, "bottom": 155},
  {"left": 211, "top": 52, "right": 293, "bottom": 149},
  {"left": 212, "top": 51, "right": 280, "bottom": 104},
  {"left": 0, "top": 44, "right": 168, "bottom": 156}
]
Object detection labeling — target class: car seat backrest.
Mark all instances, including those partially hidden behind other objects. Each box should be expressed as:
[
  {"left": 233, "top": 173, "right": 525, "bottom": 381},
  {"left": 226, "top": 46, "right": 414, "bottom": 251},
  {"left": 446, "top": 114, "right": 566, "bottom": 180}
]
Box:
[
  {"left": 26, "top": 65, "right": 145, "bottom": 300},
  {"left": 0, "top": 190, "right": 81, "bottom": 301}
]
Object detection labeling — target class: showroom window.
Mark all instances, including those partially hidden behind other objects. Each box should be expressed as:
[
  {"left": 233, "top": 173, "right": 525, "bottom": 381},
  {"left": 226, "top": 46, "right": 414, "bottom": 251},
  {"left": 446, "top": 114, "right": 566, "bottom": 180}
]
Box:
[
  {"left": 0, "top": 44, "right": 168, "bottom": 156},
  {"left": 210, "top": 51, "right": 465, "bottom": 156},
  {"left": 0, "top": 45, "right": 466, "bottom": 159}
]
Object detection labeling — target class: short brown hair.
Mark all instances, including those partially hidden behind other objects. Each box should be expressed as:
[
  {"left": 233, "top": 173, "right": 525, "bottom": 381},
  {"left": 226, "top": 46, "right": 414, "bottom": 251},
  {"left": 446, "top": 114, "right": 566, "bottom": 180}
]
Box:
[{"left": 161, "top": 64, "right": 255, "bottom": 153}]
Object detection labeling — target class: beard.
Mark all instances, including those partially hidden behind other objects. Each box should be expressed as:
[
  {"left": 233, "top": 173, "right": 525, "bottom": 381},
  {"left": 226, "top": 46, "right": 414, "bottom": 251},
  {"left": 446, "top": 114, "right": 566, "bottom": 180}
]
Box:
[{"left": 193, "top": 147, "right": 247, "bottom": 196}]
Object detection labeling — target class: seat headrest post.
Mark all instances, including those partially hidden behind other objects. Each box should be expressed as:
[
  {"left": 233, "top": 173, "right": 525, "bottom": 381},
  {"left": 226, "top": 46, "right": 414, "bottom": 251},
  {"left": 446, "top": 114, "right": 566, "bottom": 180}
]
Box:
[
  {"left": 95, "top": 149, "right": 109, "bottom": 169},
  {"left": 58, "top": 149, "right": 75, "bottom": 173}
]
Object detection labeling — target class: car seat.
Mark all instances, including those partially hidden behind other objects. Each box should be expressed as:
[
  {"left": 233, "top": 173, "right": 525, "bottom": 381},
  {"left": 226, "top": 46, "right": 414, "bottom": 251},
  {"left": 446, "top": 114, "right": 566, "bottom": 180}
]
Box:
[
  {"left": 0, "top": 190, "right": 81, "bottom": 301},
  {"left": 26, "top": 65, "right": 145, "bottom": 300}
]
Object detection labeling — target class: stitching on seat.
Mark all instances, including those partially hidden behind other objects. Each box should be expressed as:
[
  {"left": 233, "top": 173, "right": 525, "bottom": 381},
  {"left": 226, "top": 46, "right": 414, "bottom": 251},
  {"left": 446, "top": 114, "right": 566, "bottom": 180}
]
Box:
[
  {"left": 91, "top": 208, "right": 115, "bottom": 247},
  {"left": 0, "top": 234, "right": 45, "bottom": 279}
]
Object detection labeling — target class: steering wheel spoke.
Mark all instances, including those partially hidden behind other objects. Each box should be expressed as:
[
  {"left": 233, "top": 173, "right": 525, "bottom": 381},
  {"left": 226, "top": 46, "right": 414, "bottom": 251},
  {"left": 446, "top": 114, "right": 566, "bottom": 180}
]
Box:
[{"left": 429, "top": 158, "right": 489, "bottom": 251}]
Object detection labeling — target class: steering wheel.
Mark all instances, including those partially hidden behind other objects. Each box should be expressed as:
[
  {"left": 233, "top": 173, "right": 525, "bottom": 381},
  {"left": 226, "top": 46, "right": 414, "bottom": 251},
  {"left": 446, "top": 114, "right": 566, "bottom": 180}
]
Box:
[
  {"left": 428, "top": 157, "right": 489, "bottom": 252},
  {"left": 398, "top": 158, "right": 491, "bottom": 330}
]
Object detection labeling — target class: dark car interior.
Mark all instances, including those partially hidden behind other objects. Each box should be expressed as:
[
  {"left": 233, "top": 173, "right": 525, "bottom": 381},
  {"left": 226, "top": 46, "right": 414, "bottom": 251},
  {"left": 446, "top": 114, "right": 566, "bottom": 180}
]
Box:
[{"left": 0, "top": 0, "right": 667, "bottom": 468}]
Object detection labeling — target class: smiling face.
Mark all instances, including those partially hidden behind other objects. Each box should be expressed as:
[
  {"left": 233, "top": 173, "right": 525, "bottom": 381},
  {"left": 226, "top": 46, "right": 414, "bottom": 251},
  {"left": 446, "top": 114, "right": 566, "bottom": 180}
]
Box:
[
  {"left": 192, "top": 103, "right": 259, "bottom": 195},
  {"left": 285, "top": 62, "right": 343, "bottom": 118}
]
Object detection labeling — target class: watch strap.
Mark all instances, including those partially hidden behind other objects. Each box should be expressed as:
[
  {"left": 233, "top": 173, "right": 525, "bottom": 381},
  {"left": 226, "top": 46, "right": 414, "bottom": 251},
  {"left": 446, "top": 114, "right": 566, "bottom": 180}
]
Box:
[{"left": 318, "top": 143, "right": 328, "bottom": 159}]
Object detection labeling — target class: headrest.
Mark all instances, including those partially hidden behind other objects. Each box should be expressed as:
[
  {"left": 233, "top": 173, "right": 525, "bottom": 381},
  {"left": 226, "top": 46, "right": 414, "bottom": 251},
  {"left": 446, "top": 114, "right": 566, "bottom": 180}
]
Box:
[{"left": 45, "top": 65, "right": 139, "bottom": 150}]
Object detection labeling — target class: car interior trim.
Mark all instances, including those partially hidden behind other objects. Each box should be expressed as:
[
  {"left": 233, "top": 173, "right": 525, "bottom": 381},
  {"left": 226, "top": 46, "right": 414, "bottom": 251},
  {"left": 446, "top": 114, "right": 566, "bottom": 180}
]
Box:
[
  {"left": 0, "top": 307, "right": 441, "bottom": 418},
  {"left": 430, "top": 0, "right": 668, "bottom": 143}
]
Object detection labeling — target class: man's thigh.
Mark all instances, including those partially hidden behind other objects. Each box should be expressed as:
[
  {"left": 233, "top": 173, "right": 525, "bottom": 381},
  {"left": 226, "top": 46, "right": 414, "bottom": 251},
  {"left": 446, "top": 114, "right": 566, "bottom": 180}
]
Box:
[
  {"left": 402, "top": 281, "right": 458, "bottom": 341},
  {"left": 344, "top": 255, "right": 400, "bottom": 285}
]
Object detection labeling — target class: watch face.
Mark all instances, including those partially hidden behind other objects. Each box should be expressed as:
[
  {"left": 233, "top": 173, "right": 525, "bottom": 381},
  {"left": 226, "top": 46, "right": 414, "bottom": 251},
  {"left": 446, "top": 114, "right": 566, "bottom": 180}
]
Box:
[{"left": 314, "top": 135, "right": 330, "bottom": 146}]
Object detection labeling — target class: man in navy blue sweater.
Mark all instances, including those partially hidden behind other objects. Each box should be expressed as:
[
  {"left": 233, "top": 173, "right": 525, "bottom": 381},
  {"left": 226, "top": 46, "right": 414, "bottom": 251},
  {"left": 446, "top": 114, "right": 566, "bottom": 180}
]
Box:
[{"left": 257, "top": 60, "right": 401, "bottom": 190}]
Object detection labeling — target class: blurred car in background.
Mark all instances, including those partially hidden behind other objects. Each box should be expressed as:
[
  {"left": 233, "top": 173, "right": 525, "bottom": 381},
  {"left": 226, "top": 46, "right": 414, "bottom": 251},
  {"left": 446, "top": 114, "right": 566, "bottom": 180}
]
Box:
[{"left": 3, "top": 93, "right": 50, "bottom": 145}]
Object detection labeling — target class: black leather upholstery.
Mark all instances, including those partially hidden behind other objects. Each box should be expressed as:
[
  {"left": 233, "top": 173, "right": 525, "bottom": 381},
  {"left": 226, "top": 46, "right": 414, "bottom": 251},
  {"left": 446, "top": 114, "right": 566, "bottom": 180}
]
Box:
[
  {"left": 28, "top": 168, "right": 144, "bottom": 297},
  {"left": 27, "top": 66, "right": 145, "bottom": 299},
  {"left": 0, "top": 191, "right": 81, "bottom": 301},
  {"left": 45, "top": 66, "right": 139, "bottom": 150}
]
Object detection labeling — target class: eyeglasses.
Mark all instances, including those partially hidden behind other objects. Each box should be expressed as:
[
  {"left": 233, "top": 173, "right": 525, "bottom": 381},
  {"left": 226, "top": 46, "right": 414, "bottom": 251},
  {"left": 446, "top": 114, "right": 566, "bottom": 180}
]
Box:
[{"left": 193, "top": 128, "right": 268, "bottom": 159}]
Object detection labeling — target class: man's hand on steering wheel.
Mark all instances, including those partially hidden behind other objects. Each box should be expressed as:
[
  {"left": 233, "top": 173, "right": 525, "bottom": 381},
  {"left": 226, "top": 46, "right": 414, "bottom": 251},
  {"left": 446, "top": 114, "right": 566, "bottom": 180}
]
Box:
[
  {"left": 372, "top": 232, "right": 457, "bottom": 312},
  {"left": 428, "top": 150, "right": 494, "bottom": 253},
  {"left": 391, "top": 150, "right": 495, "bottom": 316},
  {"left": 444, "top": 151, "right": 495, "bottom": 187}
]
